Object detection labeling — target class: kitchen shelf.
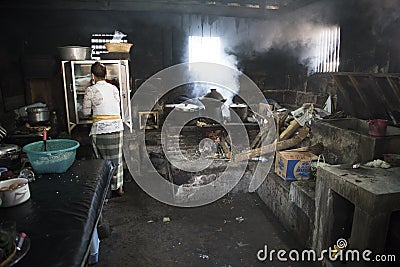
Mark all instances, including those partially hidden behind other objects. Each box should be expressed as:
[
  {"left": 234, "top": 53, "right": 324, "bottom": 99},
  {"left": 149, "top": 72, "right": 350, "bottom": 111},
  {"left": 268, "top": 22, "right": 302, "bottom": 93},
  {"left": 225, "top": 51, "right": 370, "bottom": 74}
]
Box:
[{"left": 61, "top": 60, "right": 132, "bottom": 134}]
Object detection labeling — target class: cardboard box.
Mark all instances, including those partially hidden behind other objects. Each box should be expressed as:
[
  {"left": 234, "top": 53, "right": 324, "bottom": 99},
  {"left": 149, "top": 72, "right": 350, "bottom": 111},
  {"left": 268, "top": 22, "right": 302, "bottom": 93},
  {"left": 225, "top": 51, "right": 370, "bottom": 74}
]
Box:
[{"left": 275, "top": 151, "right": 318, "bottom": 181}]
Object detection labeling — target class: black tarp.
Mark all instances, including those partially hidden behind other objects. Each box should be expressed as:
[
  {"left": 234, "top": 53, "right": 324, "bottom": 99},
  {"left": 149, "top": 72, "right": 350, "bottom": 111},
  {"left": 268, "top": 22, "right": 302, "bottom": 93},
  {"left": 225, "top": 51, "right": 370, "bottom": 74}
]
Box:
[{"left": 0, "top": 159, "right": 113, "bottom": 267}]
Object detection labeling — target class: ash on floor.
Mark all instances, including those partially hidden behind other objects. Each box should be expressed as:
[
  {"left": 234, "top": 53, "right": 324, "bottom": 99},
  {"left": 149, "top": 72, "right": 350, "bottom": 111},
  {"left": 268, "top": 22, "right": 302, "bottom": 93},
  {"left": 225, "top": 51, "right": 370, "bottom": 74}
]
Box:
[{"left": 96, "top": 176, "right": 316, "bottom": 267}]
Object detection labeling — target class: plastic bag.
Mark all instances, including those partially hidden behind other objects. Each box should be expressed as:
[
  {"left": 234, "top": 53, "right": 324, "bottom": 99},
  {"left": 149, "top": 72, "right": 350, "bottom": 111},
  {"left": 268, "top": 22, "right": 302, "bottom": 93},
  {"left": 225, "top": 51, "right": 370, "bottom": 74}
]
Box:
[
  {"left": 310, "top": 154, "right": 327, "bottom": 180},
  {"left": 110, "top": 30, "right": 126, "bottom": 43}
]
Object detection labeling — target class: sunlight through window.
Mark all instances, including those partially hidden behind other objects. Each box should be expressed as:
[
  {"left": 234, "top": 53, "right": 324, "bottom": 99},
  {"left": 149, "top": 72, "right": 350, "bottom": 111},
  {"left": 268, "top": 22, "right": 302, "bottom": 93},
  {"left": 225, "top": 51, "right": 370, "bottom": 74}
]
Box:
[
  {"left": 315, "top": 26, "right": 340, "bottom": 73},
  {"left": 189, "top": 36, "right": 222, "bottom": 64}
]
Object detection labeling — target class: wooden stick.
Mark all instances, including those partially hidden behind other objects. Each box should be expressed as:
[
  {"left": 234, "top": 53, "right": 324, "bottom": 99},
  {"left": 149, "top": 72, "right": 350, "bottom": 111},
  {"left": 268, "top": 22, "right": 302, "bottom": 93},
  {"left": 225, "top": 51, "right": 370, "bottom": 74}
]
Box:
[
  {"left": 279, "top": 119, "right": 300, "bottom": 140},
  {"left": 220, "top": 136, "right": 231, "bottom": 158},
  {"left": 250, "top": 127, "right": 267, "bottom": 149},
  {"left": 277, "top": 126, "right": 309, "bottom": 150},
  {"left": 234, "top": 126, "right": 310, "bottom": 162},
  {"left": 274, "top": 116, "right": 280, "bottom": 143}
]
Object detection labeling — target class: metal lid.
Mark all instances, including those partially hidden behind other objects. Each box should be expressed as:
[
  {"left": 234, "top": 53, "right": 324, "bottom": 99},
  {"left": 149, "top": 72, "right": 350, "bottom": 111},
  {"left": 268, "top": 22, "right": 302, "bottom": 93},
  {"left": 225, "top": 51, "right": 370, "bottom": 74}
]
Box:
[
  {"left": 230, "top": 104, "right": 247, "bottom": 108},
  {"left": 202, "top": 89, "right": 225, "bottom": 101},
  {"left": 26, "top": 106, "right": 49, "bottom": 112},
  {"left": 0, "top": 144, "right": 21, "bottom": 156}
]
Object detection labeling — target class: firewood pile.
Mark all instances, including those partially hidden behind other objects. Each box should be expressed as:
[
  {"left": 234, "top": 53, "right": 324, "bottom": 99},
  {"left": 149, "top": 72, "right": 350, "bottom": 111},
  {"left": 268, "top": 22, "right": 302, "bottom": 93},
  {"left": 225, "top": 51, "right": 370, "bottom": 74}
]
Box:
[
  {"left": 234, "top": 103, "right": 324, "bottom": 162},
  {"left": 192, "top": 102, "right": 327, "bottom": 162}
]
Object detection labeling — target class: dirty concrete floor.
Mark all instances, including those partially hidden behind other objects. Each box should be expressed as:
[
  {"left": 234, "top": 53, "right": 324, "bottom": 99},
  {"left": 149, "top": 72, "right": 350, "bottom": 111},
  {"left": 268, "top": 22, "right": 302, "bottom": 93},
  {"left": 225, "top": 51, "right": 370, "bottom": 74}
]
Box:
[{"left": 96, "top": 176, "right": 316, "bottom": 267}]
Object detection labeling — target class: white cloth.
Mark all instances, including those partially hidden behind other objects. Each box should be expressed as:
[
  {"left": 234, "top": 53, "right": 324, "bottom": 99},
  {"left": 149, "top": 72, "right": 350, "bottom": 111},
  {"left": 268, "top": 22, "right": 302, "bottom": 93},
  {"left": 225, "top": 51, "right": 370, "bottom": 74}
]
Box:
[{"left": 83, "top": 80, "right": 124, "bottom": 136}]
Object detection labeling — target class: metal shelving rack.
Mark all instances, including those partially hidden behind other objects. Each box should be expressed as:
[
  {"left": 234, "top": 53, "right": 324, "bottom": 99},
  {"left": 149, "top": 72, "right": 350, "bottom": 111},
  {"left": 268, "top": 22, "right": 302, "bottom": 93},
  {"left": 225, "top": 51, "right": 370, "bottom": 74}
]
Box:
[{"left": 61, "top": 60, "right": 132, "bottom": 134}]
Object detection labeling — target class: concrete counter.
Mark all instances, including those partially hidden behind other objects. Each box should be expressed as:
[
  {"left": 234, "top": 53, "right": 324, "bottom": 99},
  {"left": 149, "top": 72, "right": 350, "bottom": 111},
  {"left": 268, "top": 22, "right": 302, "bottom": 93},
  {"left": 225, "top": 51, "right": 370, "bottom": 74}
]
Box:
[{"left": 313, "top": 165, "right": 400, "bottom": 266}]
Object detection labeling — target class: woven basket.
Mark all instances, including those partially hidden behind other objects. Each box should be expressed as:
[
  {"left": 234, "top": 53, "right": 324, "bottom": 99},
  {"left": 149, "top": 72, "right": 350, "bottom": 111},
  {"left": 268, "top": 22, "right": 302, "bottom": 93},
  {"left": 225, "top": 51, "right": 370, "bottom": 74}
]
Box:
[{"left": 105, "top": 43, "right": 133, "bottom": 53}]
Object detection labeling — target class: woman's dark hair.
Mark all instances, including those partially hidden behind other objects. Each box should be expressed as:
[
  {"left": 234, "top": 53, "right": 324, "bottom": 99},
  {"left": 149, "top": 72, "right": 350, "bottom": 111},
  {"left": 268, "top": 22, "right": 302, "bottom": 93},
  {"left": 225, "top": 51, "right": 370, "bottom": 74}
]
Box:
[{"left": 91, "top": 62, "right": 106, "bottom": 78}]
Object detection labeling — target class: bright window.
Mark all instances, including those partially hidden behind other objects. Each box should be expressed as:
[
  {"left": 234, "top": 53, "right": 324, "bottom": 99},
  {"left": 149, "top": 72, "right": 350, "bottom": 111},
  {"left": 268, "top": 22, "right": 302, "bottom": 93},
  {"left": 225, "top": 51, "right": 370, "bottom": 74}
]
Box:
[
  {"left": 315, "top": 26, "right": 340, "bottom": 73},
  {"left": 188, "top": 36, "right": 222, "bottom": 64}
]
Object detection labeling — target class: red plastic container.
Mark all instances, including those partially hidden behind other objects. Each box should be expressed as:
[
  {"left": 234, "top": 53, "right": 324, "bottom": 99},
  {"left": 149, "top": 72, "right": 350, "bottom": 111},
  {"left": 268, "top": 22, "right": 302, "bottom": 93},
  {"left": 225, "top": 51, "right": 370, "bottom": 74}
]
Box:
[{"left": 367, "top": 119, "right": 388, "bottom": 137}]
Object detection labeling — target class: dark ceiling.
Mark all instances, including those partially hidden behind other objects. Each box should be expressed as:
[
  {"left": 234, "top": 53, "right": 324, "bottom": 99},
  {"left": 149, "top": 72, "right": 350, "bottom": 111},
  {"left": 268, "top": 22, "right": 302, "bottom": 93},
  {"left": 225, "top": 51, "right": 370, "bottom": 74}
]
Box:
[{"left": 1, "top": 0, "right": 321, "bottom": 18}]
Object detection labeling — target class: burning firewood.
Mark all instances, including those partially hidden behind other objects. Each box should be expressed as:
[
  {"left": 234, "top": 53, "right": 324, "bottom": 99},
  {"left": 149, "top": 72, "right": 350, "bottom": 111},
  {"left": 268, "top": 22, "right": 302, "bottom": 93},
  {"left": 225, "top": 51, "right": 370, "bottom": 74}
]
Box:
[
  {"left": 219, "top": 136, "right": 231, "bottom": 159},
  {"left": 199, "top": 130, "right": 232, "bottom": 159}
]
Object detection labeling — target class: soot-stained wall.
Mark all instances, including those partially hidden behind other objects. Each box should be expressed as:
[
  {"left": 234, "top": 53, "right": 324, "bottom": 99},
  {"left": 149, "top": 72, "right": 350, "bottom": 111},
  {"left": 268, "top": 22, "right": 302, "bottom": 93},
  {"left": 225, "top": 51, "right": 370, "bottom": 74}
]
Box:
[{"left": 0, "top": 0, "right": 400, "bottom": 129}]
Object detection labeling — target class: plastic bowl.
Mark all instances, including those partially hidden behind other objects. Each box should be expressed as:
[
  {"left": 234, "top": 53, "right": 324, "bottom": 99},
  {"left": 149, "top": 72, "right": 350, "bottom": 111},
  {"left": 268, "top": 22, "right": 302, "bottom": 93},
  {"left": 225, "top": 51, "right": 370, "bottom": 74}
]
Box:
[{"left": 22, "top": 139, "right": 80, "bottom": 174}]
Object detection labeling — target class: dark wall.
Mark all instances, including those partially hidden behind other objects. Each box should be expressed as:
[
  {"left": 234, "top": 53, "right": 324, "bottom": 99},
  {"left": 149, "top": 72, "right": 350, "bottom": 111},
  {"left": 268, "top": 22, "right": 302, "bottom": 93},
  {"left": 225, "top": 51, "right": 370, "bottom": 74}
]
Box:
[
  {"left": 0, "top": 9, "right": 183, "bottom": 78},
  {"left": 0, "top": 9, "right": 187, "bottom": 130},
  {"left": 337, "top": 0, "right": 400, "bottom": 73},
  {"left": 0, "top": 8, "right": 310, "bottom": 129},
  {"left": 0, "top": 0, "right": 400, "bottom": 129}
]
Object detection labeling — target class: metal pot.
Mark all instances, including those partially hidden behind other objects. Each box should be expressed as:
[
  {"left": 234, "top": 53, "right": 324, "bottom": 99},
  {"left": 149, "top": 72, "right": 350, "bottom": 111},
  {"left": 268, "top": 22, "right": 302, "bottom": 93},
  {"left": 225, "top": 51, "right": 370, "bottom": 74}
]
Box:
[
  {"left": 201, "top": 88, "right": 226, "bottom": 102},
  {"left": 58, "top": 46, "right": 91, "bottom": 60},
  {"left": 0, "top": 144, "right": 21, "bottom": 171},
  {"left": 26, "top": 106, "right": 50, "bottom": 125},
  {"left": 0, "top": 178, "right": 30, "bottom": 207},
  {"left": 230, "top": 104, "right": 248, "bottom": 122},
  {"left": 198, "top": 89, "right": 226, "bottom": 122}
]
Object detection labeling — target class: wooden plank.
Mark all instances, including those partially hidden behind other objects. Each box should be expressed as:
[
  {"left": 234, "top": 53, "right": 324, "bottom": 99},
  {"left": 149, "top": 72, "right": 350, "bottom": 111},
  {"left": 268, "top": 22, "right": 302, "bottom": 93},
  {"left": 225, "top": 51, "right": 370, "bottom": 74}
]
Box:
[
  {"left": 369, "top": 75, "right": 398, "bottom": 125},
  {"left": 385, "top": 76, "right": 400, "bottom": 102},
  {"left": 331, "top": 74, "right": 357, "bottom": 116},
  {"left": 0, "top": 0, "right": 304, "bottom": 19},
  {"left": 347, "top": 75, "right": 370, "bottom": 109}
]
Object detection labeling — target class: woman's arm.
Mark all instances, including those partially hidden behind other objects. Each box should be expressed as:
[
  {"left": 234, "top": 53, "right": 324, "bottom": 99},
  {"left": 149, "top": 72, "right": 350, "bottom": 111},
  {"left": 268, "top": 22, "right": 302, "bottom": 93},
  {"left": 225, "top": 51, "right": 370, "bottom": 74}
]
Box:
[{"left": 82, "top": 87, "right": 93, "bottom": 117}]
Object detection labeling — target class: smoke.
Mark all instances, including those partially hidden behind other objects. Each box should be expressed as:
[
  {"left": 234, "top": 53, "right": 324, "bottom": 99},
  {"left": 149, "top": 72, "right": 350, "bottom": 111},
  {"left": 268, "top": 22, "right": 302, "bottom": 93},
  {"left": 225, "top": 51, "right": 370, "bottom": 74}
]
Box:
[
  {"left": 187, "top": 58, "right": 240, "bottom": 119},
  {"left": 229, "top": 0, "right": 340, "bottom": 73},
  {"left": 183, "top": 15, "right": 241, "bottom": 116},
  {"left": 182, "top": 1, "right": 339, "bottom": 80},
  {"left": 180, "top": 0, "right": 400, "bottom": 86},
  {"left": 240, "top": 18, "right": 332, "bottom": 72}
]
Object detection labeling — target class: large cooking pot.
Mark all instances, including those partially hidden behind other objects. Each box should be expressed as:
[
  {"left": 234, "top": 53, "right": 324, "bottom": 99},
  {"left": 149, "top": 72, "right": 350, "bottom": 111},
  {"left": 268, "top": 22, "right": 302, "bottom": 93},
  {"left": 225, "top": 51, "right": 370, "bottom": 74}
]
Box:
[
  {"left": 230, "top": 103, "right": 248, "bottom": 122},
  {"left": 58, "top": 46, "right": 91, "bottom": 60},
  {"left": 0, "top": 144, "right": 21, "bottom": 171},
  {"left": 26, "top": 106, "right": 50, "bottom": 125},
  {"left": 0, "top": 178, "right": 30, "bottom": 207}
]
